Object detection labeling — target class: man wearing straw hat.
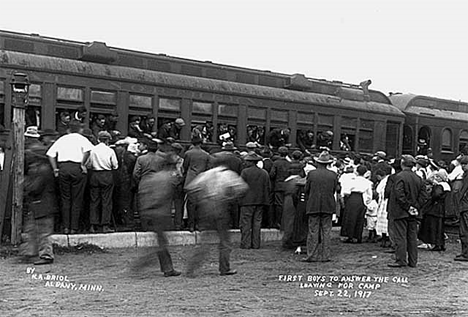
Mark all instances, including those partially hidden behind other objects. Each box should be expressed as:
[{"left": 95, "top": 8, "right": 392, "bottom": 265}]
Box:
[{"left": 302, "top": 151, "right": 338, "bottom": 262}]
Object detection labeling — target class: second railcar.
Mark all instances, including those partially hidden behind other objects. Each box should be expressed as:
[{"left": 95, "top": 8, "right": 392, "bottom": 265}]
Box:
[{"left": 390, "top": 93, "right": 468, "bottom": 162}]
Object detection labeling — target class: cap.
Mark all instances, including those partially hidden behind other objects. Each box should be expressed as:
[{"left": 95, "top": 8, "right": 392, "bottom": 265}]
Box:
[
  {"left": 246, "top": 142, "right": 258, "bottom": 149},
  {"left": 171, "top": 142, "right": 184, "bottom": 151},
  {"left": 244, "top": 153, "right": 262, "bottom": 161},
  {"left": 175, "top": 118, "right": 185, "bottom": 126},
  {"left": 278, "top": 146, "right": 289, "bottom": 155},
  {"left": 98, "top": 131, "right": 112, "bottom": 139},
  {"left": 401, "top": 154, "right": 417, "bottom": 167}
]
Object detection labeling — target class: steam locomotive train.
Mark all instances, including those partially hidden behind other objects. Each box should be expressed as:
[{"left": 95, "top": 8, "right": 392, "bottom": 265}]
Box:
[{"left": 0, "top": 29, "right": 465, "bottom": 162}]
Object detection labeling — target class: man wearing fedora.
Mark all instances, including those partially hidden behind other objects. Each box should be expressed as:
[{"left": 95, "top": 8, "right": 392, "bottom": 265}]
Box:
[
  {"left": 239, "top": 153, "right": 271, "bottom": 249},
  {"left": 303, "top": 151, "right": 338, "bottom": 262},
  {"left": 219, "top": 142, "right": 243, "bottom": 229},
  {"left": 270, "top": 146, "right": 291, "bottom": 229},
  {"left": 387, "top": 155, "right": 427, "bottom": 268},
  {"left": 183, "top": 135, "right": 211, "bottom": 232}
]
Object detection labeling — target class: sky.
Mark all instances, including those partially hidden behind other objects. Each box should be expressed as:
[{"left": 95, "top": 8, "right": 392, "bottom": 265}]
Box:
[{"left": 2, "top": 0, "right": 467, "bottom": 101}]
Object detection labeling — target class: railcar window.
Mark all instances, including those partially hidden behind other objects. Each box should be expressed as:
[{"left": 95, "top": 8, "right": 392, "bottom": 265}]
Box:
[
  {"left": 248, "top": 107, "right": 266, "bottom": 120},
  {"left": 403, "top": 125, "right": 413, "bottom": 154},
  {"left": 417, "top": 126, "right": 431, "bottom": 155},
  {"left": 130, "top": 94, "right": 152, "bottom": 109},
  {"left": 459, "top": 131, "right": 468, "bottom": 154},
  {"left": 442, "top": 128, "right": 453, "bottom": 152},
  {"left": 218, "top": 104, "right": 237, "bottom": 116},
  {"left": 91, "top": 90, "right": 116, "bottom": 105},
  {"left": 297, "top": 112, "right": 314, "bottom": 125},
  {"left": 271, "top": 109, "right": 288, "bottom": 122},
  {"left": 191, "top": 121, "right": 213, "bottom": 143},
  {"left": 57, "top": 87, "right": 83, "bottom": 102},
  {"left": 218, "top": 104, "right": 238, "bottom": 145},
  {"left": 192, "top": 102, "right": 213, "bottom": 114},
  {"left": 26, "top": 84, "right": 42, "bottom": 128},
  {"left": 247, "top": 124, "right": 265, "bottom": 144},
  {"left": 159, "top": 98, "right": 181, "bottom": 112},
  {"left": 217, "top": 123, "right": 237, "bottom": 146},
  {"left": 297, "top": 129, "right": 315, "bottom": 153}
]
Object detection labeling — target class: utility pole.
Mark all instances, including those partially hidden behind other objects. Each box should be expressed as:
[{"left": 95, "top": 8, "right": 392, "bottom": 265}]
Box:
[{"left": 10, "top": 73, "right": 29, "bottom": 245}]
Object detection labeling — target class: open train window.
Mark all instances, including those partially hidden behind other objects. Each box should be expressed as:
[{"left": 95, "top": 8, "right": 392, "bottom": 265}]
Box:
[
  {"left": 247, "top": 124, "right": 265, "bottom": 145},
  {"left": 26, "top": 84, "right": 42, "bottom": 128},
  {"left": 417, "top": 126, "right": 431, "bottom": 155},
  {"left": 192, "top": 102, "right": 214, "bottom": 143},
  {"left": 403, "top": 125, "right": 413, "bottom": 154},
  {"left": 218, "top": 104, "right": 238, "bottom": 146},
  {"left": 441, "top": 128, "right": 453, "bottom": 152}
]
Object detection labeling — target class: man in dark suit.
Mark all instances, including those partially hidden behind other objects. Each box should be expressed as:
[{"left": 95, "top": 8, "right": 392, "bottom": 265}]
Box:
[
  {"left": 387, "top": 155, "right": 428, "bottom": 268},
  {"left": 270, "top": 146, "right": 291, "bottom": 229},
  {"left": 455, "top": 156, "right": 468, "bottom": 261},
  {"left": 239, "top": 153, "right": 271, "bottom": 249},
  {"left": 303, "top": 151, "right": 338, "bottom": 262},
  {"left": 183, "top": 136, "right": 211, "bottom": 232},
  {"left": 218, "top": 142, "right": 243, "bottom": 228}
]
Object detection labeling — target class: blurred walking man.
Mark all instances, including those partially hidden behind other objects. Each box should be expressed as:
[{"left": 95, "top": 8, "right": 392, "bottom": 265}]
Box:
[{"left": 185, "top": 154, "right": 248, "bottom": 276}]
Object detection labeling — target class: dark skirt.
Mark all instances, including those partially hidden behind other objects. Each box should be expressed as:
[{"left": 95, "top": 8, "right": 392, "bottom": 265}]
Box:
[
  {"left": 292, "top": 187, "right": 308, "bottom": 246},
  {"left": 445, "top": 180, "right": 462, "bottom": 219},
  {"left": 341, "top": 192, "right": 366, "bottom": 241},
  {"left": 418, "top": 215, "right": 445, "bottom": 246}
]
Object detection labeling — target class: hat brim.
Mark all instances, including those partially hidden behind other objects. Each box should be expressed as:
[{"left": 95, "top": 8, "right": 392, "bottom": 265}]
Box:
[
  {"left": 25, "top": 133, "right": 40, "bottom": 138},
  {"left": 314, "top": 157, "right": 333, "bottom": 164}
]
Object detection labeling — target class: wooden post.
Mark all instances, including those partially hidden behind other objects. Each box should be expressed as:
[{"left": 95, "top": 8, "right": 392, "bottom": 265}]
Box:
[{"left": 10, "top": 73, "right": 29, "bottom": 245}]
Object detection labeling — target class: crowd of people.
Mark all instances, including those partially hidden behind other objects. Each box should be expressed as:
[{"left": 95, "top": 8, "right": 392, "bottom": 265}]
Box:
[{"left": 16, "top": 108, "right": 468, "bottom": 274}]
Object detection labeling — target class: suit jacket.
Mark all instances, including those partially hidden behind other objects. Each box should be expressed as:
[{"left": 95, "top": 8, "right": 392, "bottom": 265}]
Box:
[
  {"left": 240, "top": 166, "right": 271, "bottom": 206},
  {"left": 387, "top": 169, "right": 428, "bottom": 220},
  {"left": 183, "top": 146, "right": 211, "bottom": 189},
  {"left": 133, "top": 151, "right": 166, "bottom": 185},
  {"left": 304, "top": 167, "right": 338, "bottom": 215},
  {"left": 270, "top": 157, "right": 291, "bottom": 192}
]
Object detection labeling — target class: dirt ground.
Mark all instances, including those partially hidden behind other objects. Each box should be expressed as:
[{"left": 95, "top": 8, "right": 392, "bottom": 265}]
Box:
[{"left": 1, "top": 230, "right": 467, "bottom": 317}]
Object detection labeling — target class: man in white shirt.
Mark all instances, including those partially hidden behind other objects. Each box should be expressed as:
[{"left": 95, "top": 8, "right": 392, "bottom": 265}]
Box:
[
  {"left": 87, "top": 131, "right": 118, "bottom": 233},
  {"left": 46, "top": 120, "right": 94, "bottom": 234}
]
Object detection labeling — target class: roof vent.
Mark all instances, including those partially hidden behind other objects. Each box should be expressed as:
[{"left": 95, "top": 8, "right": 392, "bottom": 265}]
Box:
[
  {"left": 285, "top": 74, "right": 313, "bottom": 91},
  {"left": 79, "top": 41, "right": 118, "bottom": 64}
]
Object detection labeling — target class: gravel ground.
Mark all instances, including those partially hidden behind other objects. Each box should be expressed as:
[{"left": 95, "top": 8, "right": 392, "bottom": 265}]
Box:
[{"left": 0, "top": 230, "right": 466, "bottom": 317}]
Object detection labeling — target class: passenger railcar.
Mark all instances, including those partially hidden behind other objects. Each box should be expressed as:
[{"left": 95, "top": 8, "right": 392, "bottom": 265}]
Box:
[
  {"left": 389, "top": 93, "right": 468, "bottom": 162},
  {"left": 0, "top": 30, "right": 404, "bottom": 157}
]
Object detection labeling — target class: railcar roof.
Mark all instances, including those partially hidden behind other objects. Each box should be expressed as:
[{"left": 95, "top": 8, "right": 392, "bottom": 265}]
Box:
[
  {"left": 0, "top": 50, "right": 404, "bottom": 117},
  {"left": 0, "top": 29, "right": 391, "bottom": 104},
  {"left": 389, "top": 93, "right": 468, "bottom": 118}
]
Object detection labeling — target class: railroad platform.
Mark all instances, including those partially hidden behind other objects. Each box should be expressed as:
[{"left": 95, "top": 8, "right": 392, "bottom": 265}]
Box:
[{"left": 49, "top": 229, "right": 285, "bottom": 249}]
